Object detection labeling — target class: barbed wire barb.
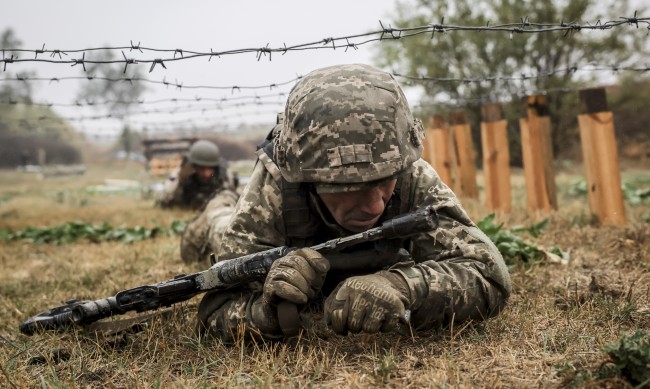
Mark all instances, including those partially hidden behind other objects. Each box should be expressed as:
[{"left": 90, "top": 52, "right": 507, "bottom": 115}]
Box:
[
  {"left": 378, "top": 20, "right": 388, "bottom": 40},
  {"left": 50, "top": 49, "right": 67, "bottom": 59},
  {"left": 256, "top": 44, "right": 272, "bottom": 61},
  {"left": 208, "top": 48, "right": 219, "bottom": 61},
  {"left": 344, "top": 38, "right": 358, "bottom": 52},
  {"left": 431, "top": 16, "right": 446, "bottom": 38},
  {"left": 621, "top": 11, "right": 640, "bottom": 28},
  {"left": 149, "top": 59, "right": 167, "bottom": 73},
  {"left": 129, "top": 40, "right": 143, "bottom": 53},
  {"left": 71, "top": 52, "right": 86, "bottom": 71},
  {"left": 121, "top": 51, "right": 137, "bottom": 74},
  {"left": 35, "top": 44, "right": 45, "bottom": 59},
  {"left": 2, "top": 51, "right": 14, "bottom": 72}
]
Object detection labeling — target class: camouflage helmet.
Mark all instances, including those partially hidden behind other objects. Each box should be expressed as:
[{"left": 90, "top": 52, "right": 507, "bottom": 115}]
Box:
[
  {"left": 275, "top": 63, "right": 424, "bottom": 193},
  {"left": 188, "top": 140, "right": 221, "bottom": 167}
]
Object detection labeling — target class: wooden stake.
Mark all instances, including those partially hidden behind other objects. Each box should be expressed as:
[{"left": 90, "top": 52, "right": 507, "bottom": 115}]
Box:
[
  {"left": 425, "top": 115, "right": 453, "bottom": 187},
  {"left": 480, "top": 103, "right": 511, "bottom": 212},
  {"left": 577, "top": 88, "right": 626, "bottom": 225},
  {"left": 520, "top": 95, "right": 558, "bottom": 213},
  {"left": 449, "top": 111, "right": 478, "bottom": 198}
]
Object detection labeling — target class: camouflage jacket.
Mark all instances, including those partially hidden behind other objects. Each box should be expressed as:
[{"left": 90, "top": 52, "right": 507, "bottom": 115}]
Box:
[{"left": 217, "top": 158, "right": 512, "bottom": 330}]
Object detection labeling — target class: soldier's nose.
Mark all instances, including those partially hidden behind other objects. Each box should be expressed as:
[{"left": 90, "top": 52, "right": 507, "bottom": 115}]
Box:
[{"left": 359, "top": 186, "right": 387, "bottom": 216}]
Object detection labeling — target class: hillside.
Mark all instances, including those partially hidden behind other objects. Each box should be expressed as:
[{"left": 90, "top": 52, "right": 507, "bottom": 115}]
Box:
[{"left": 0, "top": 103, "right": 83, "bottom": 167}]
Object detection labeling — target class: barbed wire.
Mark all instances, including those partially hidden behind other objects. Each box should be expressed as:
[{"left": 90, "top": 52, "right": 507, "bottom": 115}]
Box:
[
  {"left": 0, "top": 74, "right": 300, "bottom": 91},
  {"left": 1, "top": 15, "right": 648, "bottom": 72},
  {"left": 128, "top": 110, "right": 280, "bottom": 127},
  {"left": 0, "top": 84, "right": 592, "bottom": 125},
  {"left": 2, "top": 62, "right": 647, "bottom": 98},
  {"left": 2, "top": 67, "right": 641, "bottom": 119},
  {"left": 0, "top": 92, "right": 288, "bottom": 108},
  {"left": 59, "top": 102, "right": 283, "bottom": 121},
  {"left": 5, "top": 108, "right": 280, "bottom": 128},
  {"left": 393, "top": 64, "right": 650, "bottom": 84},
  {"left": 1, "top": 61, "right": 647, "bottom": 111}
]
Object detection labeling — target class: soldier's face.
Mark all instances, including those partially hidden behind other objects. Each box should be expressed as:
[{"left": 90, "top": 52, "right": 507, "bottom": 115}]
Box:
[
  {"left": 195, "top": 166, "right": 216, "bottom": 184},
  {"left": 319, "top": 178, "right": 397, "bottom": 233}
]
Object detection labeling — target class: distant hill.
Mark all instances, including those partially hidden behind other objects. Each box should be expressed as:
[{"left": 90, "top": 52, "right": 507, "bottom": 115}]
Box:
[{"left": 0, "top": 103, "right": 83, "bottom": 168}]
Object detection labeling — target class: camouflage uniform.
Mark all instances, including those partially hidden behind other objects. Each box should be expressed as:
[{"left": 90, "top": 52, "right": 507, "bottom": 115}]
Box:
[
  {"left": 197, "top": 64, "right": 511, "bottom": 342},
  {"left": 180, "top": 188, "right": 239, "bottom": 263}
]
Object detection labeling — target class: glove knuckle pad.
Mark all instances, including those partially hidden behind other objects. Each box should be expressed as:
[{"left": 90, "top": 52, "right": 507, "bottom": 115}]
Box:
[
  {"left": 290, "top": 248, "right": 330, "bottom": 274},
  {"left": 272, "top": 281, "right": 308, "bottom": 304},
  {"left": 326, "top": 273, "right": 406, "bottom": 334}
]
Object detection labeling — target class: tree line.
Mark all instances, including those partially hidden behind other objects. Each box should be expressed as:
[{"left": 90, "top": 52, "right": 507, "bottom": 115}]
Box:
[{"left": 374, "top": 0, "right": 650, "bottom": 165}]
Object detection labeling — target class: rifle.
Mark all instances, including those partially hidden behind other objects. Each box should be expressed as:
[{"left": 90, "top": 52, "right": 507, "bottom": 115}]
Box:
[{"left": 19, "top": 206, "right": 439, "bottom": 336}]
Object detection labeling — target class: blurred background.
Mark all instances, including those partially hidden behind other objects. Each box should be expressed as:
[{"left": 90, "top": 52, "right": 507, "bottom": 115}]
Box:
[{"left": 1, "top": 0, "right": 648, "bottom": 171}]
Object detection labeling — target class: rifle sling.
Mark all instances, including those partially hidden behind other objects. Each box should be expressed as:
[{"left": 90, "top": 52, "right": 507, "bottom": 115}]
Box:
[
  {"left": 86, "top": 304, "right": 195, "bottom": 337},
  {"left": 85, "top": 311, "right": 168, "bottom": 336}
]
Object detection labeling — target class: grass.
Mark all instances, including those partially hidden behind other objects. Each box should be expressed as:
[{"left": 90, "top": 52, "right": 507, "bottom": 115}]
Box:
[{"left": 0, "top": 161, "right": 649, "bottom": 388}]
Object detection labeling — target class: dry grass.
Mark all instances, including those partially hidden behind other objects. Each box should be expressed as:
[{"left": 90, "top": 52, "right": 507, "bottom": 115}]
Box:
[{"left": 0, "top": 162, "right": 648, "bottom": 388}]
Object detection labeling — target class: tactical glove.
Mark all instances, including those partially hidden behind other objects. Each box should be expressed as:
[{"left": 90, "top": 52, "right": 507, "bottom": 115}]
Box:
[
  {"left": 324, "top": 270, "right": 417, "bottom": 334},
  {"left": 263, "top": 248, "right": 330, "bottom": 305}
]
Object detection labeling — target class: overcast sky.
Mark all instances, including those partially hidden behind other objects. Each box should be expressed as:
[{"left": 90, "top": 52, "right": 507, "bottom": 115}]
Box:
[{"left": 1, "top": 0, "right": 411, "bottom": 140}]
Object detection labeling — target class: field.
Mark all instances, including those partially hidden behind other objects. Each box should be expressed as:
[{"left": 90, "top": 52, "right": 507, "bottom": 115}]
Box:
[{"left": 0, "top": 161, "right": 648, "bottom": 388}]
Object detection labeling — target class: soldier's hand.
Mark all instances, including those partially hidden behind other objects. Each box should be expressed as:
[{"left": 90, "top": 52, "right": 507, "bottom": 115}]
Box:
[
  {"left": 263, "top": 248, "right": 330, "bottom": 305},
  {"left": 324, "top": 271, "right": 411, "bottom": 334}
]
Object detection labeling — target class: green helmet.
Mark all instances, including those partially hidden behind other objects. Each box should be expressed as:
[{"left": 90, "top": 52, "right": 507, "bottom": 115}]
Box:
[
  {"left": 188, "top": 140, "right": 221, "bottom": 167},
  {"left": 275, "top": 64, "right": 424, "bottom": 193}
]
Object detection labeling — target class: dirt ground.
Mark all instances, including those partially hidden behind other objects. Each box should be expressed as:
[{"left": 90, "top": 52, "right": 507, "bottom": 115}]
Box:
[{"left": 0, "top": 161, "right": 648, "bottom": 388}]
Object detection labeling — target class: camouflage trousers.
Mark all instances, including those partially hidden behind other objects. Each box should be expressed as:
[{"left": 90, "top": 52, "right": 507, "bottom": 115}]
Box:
[{"left": 180, "top": 189, "right": 239, "bottom": 263}]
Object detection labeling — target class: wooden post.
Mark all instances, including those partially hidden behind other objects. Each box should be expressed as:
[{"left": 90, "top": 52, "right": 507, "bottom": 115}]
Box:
[
  {"left": 519, "top": 95, "right": 557, "bottom": 213},
  {"left": 425, "top": 115, "right": 453, "bottom": 187},
  {"left": 577, "top": 88, "right": 626, "bottom": 225},
  {"left": 449, "top": 111, "right": 478, "bottom": 198},
  {"left": 480, "top": 103, "right": 511, "bottom": 212}
]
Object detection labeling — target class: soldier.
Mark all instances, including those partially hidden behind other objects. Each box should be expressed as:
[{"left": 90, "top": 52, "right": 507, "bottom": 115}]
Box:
[
  {"left": 156, "top": 139, "right": 237, "bottom": 211},
  {"left": 197, "top": 64, "right": 511, "bottom": 342},
  {"left": 156, "top": 139, "right": 240, "bottom": 264}
]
